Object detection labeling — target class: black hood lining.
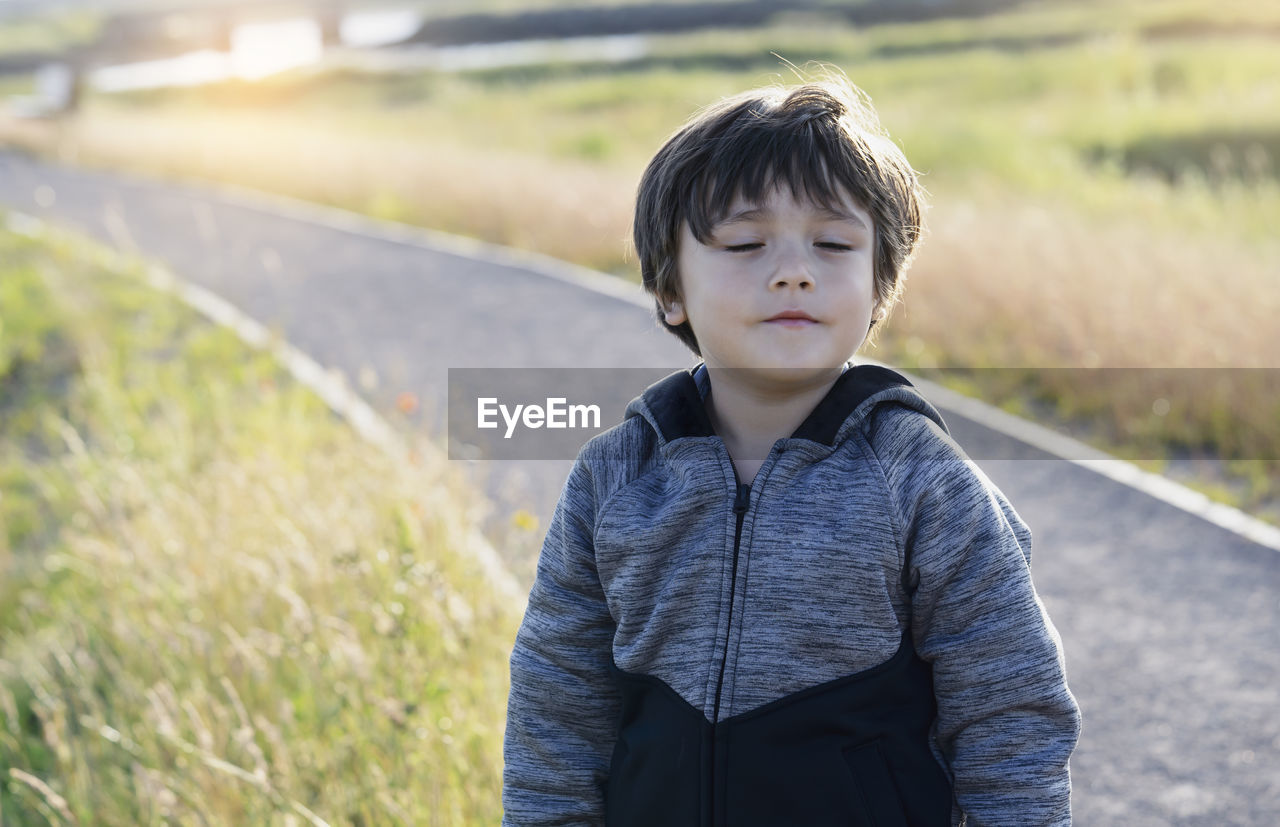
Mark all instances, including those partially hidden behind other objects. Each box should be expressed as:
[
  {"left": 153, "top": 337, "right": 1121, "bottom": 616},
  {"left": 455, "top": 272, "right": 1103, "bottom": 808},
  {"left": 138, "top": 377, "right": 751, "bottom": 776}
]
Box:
[{"left": 640, "top": 363, "right": 941, "bottom": 447}]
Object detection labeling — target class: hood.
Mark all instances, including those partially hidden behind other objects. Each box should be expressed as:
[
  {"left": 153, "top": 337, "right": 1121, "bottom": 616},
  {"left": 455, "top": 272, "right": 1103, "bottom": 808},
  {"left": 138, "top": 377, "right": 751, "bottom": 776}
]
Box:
[{"left": 622, "top": 361, "right": 949, "bottom": 450}]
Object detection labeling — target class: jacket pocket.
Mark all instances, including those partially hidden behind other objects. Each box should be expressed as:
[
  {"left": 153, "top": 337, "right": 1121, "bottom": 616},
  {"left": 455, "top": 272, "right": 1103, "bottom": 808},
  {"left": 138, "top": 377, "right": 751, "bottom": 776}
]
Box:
[{"left": 843, "top": 739, "right": 909, "bottom": 827}]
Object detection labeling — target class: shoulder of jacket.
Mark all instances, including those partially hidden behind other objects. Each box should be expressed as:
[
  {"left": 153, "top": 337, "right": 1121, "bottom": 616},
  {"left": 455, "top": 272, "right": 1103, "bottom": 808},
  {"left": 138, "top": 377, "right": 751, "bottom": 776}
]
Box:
[
  {"left": 858, "top": 400, "right": 965, "bottom": 469},
  {"left": 861, "top": 403, "right": 1031, "bottom": 552},
  {"left": 573, "top": 414, "right": 664, "bottom": 508},
  {"left": 856, "top": 401, "right": 1002, "bottom": 522}
]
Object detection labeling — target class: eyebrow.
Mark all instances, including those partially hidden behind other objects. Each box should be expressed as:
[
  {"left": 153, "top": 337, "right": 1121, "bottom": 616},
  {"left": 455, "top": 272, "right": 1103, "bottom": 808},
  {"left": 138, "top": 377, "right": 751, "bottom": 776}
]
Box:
[{"left": 716, "top": 206, "right": 870, "bottom": 232}]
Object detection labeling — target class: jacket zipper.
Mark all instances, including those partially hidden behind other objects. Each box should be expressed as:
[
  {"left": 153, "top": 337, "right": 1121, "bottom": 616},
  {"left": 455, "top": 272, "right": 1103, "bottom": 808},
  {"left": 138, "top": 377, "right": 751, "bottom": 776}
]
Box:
[{"left": 708, "top": 480, "right": 751, "bottom": 825}]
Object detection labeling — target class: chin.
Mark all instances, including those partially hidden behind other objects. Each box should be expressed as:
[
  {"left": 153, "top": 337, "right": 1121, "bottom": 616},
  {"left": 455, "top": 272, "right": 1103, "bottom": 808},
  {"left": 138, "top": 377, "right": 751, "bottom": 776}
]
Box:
[{"left": 726, "top": 364, "right": 844, "bottom": 384}]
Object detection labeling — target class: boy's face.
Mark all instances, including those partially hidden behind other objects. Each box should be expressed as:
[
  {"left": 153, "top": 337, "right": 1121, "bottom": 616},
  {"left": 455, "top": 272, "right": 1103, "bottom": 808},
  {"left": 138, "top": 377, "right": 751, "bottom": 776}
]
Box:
[{"left": 665, "top": 183, "right": 877, "bottom": 384}]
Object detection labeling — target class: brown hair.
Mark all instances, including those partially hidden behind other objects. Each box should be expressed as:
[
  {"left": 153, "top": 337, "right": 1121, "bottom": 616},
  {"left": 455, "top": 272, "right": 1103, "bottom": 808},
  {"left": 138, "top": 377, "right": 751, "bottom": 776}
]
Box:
[{"left": 632, "top": 68, "right": 927, "bottom": 356}]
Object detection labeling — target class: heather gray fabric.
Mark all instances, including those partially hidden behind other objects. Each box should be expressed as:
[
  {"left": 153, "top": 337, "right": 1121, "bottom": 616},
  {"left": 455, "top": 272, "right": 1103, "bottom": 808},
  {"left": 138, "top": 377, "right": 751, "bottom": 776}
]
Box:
[{"left": 504, "top": 363, "right": 1081, "bottom": 826}]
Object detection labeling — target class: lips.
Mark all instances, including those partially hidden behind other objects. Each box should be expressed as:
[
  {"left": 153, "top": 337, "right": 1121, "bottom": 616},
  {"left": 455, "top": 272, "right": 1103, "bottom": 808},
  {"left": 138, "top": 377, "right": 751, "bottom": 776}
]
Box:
[{"left": 765, "top": 310, "right": 818, "bottom": 324}]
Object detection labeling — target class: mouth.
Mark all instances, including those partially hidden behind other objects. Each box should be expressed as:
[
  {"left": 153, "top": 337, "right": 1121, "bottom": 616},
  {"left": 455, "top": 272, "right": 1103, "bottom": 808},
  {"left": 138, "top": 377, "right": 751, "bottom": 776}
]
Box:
[{"left": 765, "top": 311, "right": 819, "bottom": 326}]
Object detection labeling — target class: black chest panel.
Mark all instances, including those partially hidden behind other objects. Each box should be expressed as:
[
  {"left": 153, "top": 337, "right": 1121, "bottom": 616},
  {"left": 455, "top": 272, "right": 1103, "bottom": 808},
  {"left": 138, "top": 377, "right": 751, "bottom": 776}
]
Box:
[{"left": 605, "top": 631, "right": 954, "bottom": 827}]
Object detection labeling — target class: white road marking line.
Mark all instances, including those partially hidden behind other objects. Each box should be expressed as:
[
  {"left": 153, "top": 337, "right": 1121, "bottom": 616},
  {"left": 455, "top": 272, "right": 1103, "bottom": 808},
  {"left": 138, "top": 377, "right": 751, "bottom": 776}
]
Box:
[
  {"left": 102, "top": 199, "right": 138, "bottom": 256},
  {"left": 187, "top": 181, "right": 1280, "bottom": 554},
  {"left": 7, "top": 164, "right": 1280, "bottom": 554},
  {"left": 877, "top": 360, "right": 1280, "bottom": 552},
  {"left": 4, "top": 209, "right": 528, "bottom": 607}
]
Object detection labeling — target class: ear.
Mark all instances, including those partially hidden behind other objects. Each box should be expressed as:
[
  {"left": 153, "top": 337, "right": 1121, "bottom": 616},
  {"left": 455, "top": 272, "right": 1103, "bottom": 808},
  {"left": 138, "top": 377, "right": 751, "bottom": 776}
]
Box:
[{"left": 663, "top": 300, "right": 687, "bottom": 326}]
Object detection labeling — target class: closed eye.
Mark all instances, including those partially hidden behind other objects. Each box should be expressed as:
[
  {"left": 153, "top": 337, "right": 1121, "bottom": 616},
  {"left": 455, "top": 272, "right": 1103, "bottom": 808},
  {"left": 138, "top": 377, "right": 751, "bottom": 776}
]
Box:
[
  {"left": 817, "top": 242, "right": 854, "bottom": 251},
  {"left": 724, "top": 243, "right": 763, "bottom": 253}
]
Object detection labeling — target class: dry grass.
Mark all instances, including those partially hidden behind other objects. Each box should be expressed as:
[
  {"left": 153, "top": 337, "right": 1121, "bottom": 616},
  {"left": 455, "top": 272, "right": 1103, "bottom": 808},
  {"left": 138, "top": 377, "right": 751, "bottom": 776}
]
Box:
[
  {"left": 900, "top": 180, "right": 1280, "bottom": 370},
  {"left": 2, "top": 110, "right": 638, "bottom": 275},
  {"left": 893, "top": 185, "right": 1280, "bottom": 520},
  {"left": 2, "top": 95, "right": 1276, "bottom": 520},
  {"left": 8, "top": 109, "right": 1276, "bottom": 370}
]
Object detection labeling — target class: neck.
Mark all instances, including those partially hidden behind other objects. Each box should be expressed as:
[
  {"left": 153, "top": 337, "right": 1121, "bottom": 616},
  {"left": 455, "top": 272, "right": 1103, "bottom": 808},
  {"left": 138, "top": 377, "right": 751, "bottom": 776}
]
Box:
[{"left": 702, "top": 365, "right": 845, "bottom": 463}]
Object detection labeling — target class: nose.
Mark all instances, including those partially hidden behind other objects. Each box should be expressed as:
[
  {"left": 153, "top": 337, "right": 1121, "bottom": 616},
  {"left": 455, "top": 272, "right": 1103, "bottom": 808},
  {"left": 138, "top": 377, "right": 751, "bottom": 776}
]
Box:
[{"left": 768, "top": 243, "right": 815, "bottom": 291}]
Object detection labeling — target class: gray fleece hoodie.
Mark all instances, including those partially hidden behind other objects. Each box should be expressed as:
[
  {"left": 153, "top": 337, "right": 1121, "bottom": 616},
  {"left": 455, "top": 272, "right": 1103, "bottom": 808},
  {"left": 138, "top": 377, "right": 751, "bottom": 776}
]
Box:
[{"left": 503, "top": 362, "right": 1080, "bottom": 826}]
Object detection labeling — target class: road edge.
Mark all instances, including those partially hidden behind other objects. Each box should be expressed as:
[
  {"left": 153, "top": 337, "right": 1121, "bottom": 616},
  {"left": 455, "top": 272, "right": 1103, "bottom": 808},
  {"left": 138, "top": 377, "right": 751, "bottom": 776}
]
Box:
[
  {"left": 188, "top": 177, "right": 1280, "bottom": 554},
  {"left": 180, "top": 181, "right": 1280, "bottom": 558},
  {"left": 6, "top": 159, "right": 1279, "bottom": 554},
  {"left": 4, "top": 209, "right": 529, "bottom": 608},
  {"left": 868, "top": 359, "right": 1280, "bottom": 552}
]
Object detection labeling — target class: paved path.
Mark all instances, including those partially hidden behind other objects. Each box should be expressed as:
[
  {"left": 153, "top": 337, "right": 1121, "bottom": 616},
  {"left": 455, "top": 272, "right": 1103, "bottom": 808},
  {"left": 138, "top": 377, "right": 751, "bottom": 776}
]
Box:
[{"left": 2, "top": 150, "right": 1276, "bottom": 824}]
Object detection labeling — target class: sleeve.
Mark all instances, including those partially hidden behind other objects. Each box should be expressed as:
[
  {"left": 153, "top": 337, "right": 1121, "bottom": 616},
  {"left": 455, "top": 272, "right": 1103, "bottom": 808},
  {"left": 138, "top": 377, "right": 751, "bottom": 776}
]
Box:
[
  {"left": 502, "top": 452, "right": 621, "bottom": 826},
  {"left": 894, "top": 440, "right": 1081, "bottom": 826}
]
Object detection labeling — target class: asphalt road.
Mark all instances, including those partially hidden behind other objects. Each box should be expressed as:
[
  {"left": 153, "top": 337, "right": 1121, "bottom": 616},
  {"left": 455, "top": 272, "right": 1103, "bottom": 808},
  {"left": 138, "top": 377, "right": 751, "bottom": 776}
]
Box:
[{"left": 2, "top": 150, "right": 1277, "bottom": 825}]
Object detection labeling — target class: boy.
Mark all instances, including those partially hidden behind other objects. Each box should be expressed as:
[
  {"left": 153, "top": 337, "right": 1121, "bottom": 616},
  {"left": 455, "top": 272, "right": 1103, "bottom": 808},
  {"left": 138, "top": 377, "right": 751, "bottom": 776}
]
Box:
[{"left": 503, "top": 71, "right": 1080, "bottom": 826}]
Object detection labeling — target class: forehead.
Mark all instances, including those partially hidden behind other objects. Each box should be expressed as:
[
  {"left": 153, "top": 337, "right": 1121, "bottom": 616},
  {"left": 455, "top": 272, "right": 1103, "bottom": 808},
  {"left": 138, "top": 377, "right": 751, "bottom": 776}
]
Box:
[{"left": 718, "top": 184, "right": 872, "bottom": 229}]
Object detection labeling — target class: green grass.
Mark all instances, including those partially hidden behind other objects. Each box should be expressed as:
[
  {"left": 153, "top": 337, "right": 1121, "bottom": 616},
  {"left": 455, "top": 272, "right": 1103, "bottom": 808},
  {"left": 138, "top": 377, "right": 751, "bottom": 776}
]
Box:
[
  {"left": 0, "top": 221, "right": 519, "bottom": 825},
  {"left": 0, "top": 9, "right": 99, "bottom": 59},
  {"left": 0, "top": 74, "right": 34, "bottom": 98},
  {"left": 92, "top": 0, "right": 1280, "bottom": 245}
]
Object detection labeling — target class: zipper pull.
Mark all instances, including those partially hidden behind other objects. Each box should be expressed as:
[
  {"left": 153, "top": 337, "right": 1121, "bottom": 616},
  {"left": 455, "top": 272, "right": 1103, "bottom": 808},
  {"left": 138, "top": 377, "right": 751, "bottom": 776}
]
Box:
[{"left": 733, "top": 483, "right": 750, "bottom": 515}]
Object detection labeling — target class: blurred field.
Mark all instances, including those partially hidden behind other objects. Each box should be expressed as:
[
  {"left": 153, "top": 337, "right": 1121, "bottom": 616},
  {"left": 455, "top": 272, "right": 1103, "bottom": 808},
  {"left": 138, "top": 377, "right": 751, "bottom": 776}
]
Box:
[
  {"left": 0, "top": 0, "right": 1277, "bottom": 520},
  {"left": 0, "top": 224, "right": 523, "bottom": 825},
  {"left": 0, "top": 9, "right": 97, "bottom": 59}
]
